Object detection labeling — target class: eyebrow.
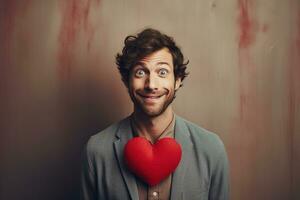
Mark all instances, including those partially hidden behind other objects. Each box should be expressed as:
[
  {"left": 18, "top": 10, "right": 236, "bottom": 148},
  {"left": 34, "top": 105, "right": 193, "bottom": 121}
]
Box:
[
  {"left": 132, "top": 64, "right": 150, "bottom": 73},
  {"left": 134, "top": 61, "right": 146, "bottom": 68},
  {"left": 134, "top": 61, "right": 171, "bottom": 68},
  {"left": 133, "top": 62, "right": 147, "bottom": 70}
]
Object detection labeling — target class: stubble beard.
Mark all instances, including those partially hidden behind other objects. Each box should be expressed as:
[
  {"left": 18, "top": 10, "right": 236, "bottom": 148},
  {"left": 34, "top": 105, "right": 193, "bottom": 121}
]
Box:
[{"left": 130, "top": 88, "right": 176, "bottom": 118}]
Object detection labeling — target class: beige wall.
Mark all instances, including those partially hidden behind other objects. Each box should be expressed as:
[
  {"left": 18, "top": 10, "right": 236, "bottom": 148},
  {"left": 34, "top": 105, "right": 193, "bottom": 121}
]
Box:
[{"left": 1, "top": 0, "right": 299, "bottom": 199}]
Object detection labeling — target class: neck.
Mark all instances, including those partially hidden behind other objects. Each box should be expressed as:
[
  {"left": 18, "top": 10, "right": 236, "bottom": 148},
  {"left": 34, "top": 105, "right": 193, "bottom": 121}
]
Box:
[{"left": 132, "top": 106, "right": 174, "bottom": 143}]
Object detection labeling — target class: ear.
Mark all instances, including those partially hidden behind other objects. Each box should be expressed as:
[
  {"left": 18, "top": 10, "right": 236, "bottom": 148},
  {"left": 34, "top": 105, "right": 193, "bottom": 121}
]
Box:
[{"left": 175, "top": 78, "right": 181, "bottom": 90}]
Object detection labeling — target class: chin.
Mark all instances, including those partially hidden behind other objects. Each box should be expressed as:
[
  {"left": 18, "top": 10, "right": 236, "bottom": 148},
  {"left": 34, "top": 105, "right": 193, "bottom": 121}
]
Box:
[
  {"left": 143, "top": 111, "right": 161, "bottom": 117},
  {"left": 140, "top": 106, "right": 166, "bottom": 117}
]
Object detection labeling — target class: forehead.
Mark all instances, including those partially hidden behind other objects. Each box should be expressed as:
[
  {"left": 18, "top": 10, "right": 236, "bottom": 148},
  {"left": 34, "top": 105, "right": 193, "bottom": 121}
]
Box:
[{"left": 138, "top": 48, "right": 173, "bottom": 68}]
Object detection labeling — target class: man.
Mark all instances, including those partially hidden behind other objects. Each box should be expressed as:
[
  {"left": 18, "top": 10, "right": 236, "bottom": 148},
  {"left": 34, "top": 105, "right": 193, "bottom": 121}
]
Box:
[{"left": 80, "top": 28, "right": 229, "bottom": 200}]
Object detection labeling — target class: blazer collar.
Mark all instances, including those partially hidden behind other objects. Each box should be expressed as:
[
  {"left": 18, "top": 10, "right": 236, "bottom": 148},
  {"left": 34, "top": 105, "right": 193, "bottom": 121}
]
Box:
[{"left": 113, "top": 115, "right": 192, "bottom": 200}]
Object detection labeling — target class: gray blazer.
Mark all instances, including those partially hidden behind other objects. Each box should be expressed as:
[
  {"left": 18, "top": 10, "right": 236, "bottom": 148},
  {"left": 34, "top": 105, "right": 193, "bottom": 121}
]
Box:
[{"left": 80, "top": 115, "right": 229, "bottom": 200}]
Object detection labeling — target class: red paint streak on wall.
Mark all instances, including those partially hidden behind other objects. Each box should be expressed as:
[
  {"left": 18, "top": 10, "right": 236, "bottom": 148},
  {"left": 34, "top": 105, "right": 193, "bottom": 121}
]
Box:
[
  {"left": 238, "top": 0, "right": 255, "bottom": 49},
  {"left": 234, "top": 2, "right": 275, "bottom": 196},
  {"left": 236, "top": 0, "right": 271, "bottom": 150},
  {"left": 57, "top": 0, "right": 99, "bottom": 77},
  {"left": 237, "top": 0, "right": 259, "bottom": 119}
]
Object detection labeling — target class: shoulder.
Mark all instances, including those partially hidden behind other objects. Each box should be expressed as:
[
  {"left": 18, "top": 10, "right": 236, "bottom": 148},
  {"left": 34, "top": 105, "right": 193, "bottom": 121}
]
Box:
[{"left": 85, "top": 117, "right": 128, "bottom": 156}]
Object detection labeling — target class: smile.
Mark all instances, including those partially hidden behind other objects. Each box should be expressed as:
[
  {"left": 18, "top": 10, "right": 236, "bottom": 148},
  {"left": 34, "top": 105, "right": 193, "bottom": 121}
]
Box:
[
  {"left": 137, "top": 93, "right": 164, "bottom": 102},
  {"left": 138, "top": 94, "right": 164, "bottom": 98}
]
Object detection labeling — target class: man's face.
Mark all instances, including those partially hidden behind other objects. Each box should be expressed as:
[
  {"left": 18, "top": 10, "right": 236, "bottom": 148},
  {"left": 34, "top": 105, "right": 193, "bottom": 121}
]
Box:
[{"left": 128, "top": 48, "right": 181, "bottom": 117}]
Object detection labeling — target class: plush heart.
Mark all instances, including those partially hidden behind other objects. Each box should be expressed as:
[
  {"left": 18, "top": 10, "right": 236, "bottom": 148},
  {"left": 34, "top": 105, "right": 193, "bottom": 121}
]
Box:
[{"left": 124, "top": 137, "right": 182, "bottom": 186}]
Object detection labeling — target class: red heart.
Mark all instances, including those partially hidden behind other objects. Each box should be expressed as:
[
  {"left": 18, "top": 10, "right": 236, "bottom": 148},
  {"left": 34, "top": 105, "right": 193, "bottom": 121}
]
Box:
[{"left": 124, "top": 137, "right": 182, "bottom": 186}]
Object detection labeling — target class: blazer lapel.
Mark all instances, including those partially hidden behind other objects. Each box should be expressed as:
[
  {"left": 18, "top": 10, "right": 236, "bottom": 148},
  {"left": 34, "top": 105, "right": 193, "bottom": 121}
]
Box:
[
  {"left": 113, "top": 117, "right": 139, "bottom": 200},
  {"left": 170, "top": 115, "right": 193, "bottom": 200}
]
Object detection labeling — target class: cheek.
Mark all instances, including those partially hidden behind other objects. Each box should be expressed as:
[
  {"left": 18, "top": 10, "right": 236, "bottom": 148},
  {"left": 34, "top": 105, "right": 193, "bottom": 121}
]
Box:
[
  {"left": 130, "top": 78, "right": 145, "bottom": 91},
  {"left": 162, "top": 78, "right": 175, "bottom": 90}
]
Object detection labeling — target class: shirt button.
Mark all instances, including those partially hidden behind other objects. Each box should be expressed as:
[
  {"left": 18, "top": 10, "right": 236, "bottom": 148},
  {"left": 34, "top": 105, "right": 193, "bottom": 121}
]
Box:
[{"left": 153, "top": 191, "right": 158, "bottom": 196}]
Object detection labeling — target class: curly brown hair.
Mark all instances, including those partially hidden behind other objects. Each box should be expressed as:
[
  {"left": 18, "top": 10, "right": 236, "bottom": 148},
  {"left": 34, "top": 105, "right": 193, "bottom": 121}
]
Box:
[{"left": 115, "top": 28, "right": 189, "bottom": 87}]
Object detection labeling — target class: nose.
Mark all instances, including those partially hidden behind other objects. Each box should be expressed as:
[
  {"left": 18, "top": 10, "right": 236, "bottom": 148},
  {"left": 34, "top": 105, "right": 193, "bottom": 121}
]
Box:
[{"left": 145, "top": 73, "right": 158, "bottom": 91}]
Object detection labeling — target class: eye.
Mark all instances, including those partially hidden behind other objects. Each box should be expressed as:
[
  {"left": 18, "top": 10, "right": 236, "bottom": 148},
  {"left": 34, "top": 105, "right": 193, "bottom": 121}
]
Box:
[
  {"left": 158, "top": 68, "right": 169, "bottom": 77},
  {"left": 135, "top": 69, "right": 145, "bottom": 78}
]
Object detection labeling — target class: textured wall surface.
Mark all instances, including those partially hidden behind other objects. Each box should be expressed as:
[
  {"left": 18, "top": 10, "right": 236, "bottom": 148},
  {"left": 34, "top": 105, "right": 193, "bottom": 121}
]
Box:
[{"left": 0, "top": 0, "right": 299, "bottom": 200}]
